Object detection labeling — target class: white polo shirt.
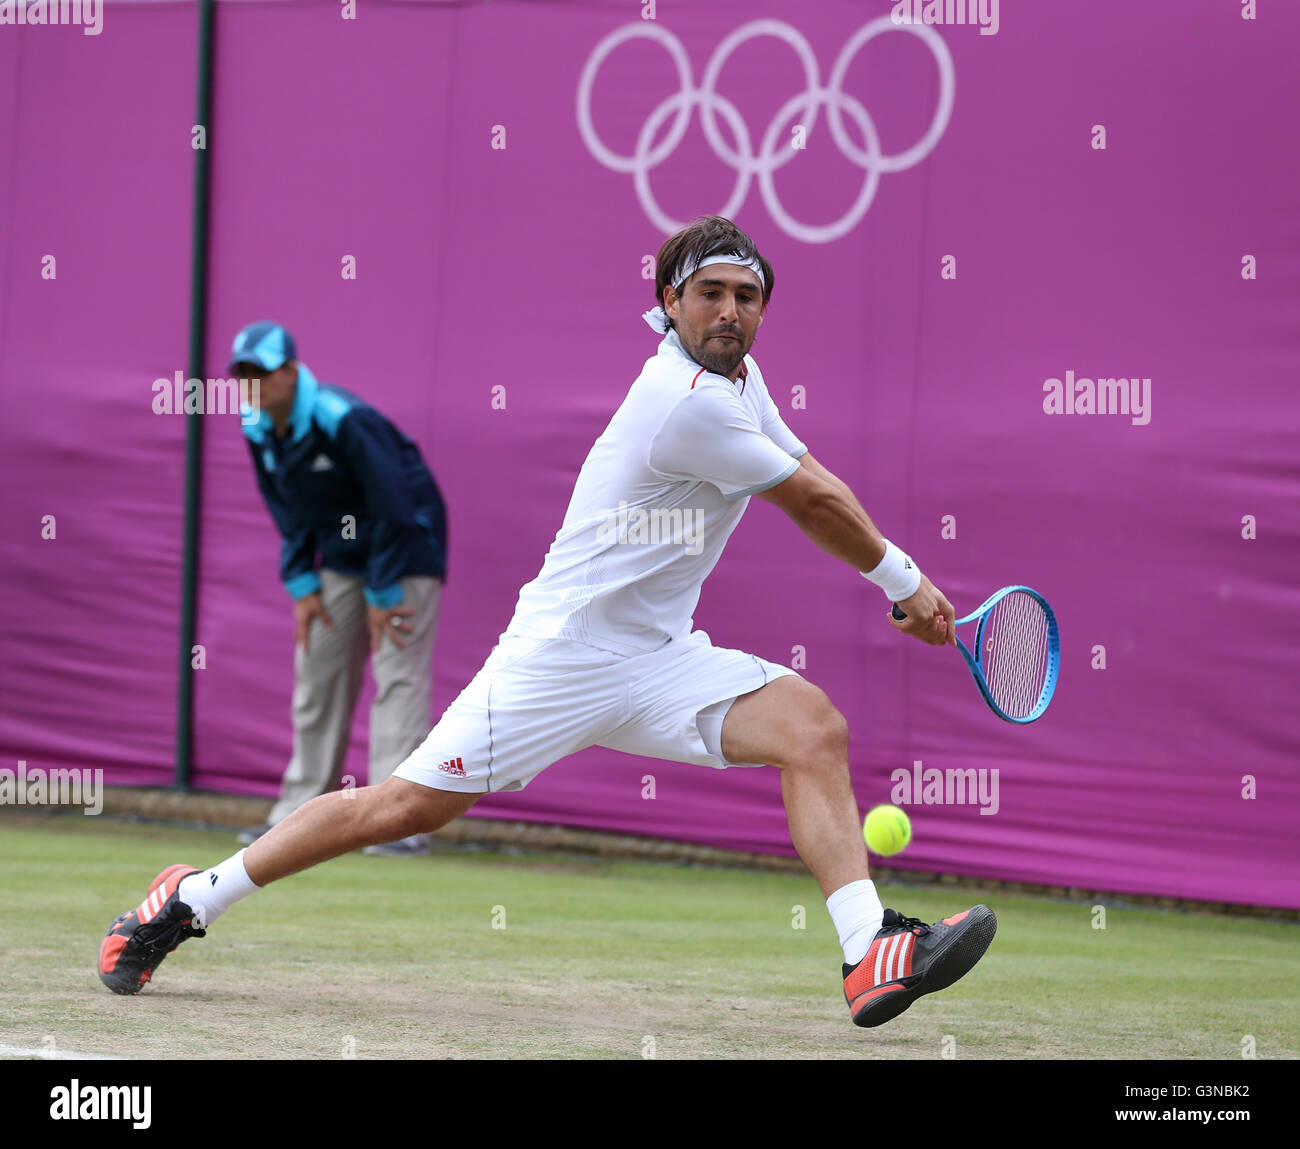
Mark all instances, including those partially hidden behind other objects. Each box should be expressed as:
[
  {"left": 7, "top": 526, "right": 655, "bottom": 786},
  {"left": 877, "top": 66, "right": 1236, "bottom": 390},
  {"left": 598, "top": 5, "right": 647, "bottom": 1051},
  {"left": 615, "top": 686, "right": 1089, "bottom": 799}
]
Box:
[{"left": 503, "top": 330, "right": 807, "bottom": 655}]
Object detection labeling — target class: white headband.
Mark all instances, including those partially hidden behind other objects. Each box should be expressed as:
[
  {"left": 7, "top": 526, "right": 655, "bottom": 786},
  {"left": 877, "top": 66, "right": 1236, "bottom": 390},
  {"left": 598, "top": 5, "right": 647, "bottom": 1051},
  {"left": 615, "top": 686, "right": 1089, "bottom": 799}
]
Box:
[{"left": 642, "top": 252, "right": 767, "bottom": 334}]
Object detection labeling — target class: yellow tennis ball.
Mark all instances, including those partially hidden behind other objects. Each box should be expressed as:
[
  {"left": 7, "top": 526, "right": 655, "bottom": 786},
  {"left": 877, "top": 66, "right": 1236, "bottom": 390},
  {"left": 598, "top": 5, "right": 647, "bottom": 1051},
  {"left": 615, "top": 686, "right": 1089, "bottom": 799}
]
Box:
[{"left": 863, "top": 804, "right": 912, "bottom": 856}]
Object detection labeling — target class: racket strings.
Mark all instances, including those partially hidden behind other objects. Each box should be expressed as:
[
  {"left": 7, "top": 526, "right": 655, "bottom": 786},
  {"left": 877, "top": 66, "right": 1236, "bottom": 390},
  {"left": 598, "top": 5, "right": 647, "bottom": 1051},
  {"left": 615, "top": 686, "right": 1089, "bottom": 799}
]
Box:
[{"left": 981, "top": 591, "right": 1050, "bottom": 719}]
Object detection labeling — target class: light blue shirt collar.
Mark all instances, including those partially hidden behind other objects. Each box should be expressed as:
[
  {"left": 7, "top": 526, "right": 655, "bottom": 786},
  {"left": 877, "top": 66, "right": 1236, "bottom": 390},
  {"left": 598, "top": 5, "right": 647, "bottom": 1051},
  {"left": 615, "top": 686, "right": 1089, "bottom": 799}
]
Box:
[
  {"left": 241, "top": 362, "right": 320, "bottom": 442},
  {"left": 286, "top": 363, "right": 319, "bottom": 442}
]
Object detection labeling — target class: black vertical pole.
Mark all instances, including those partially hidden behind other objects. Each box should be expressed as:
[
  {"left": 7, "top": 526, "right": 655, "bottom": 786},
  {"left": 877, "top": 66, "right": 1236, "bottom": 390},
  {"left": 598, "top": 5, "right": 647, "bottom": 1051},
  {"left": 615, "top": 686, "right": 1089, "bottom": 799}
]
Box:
[{"left": 175, "top": 0, "right": 215, "bottom": 789}]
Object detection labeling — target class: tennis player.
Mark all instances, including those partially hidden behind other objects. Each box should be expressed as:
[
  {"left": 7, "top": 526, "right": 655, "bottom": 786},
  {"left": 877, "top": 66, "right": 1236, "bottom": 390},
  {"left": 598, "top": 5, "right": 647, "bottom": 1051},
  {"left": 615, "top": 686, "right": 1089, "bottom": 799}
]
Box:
[{"left": 99, "top": 216, "right": 996, "bottom": 1028}]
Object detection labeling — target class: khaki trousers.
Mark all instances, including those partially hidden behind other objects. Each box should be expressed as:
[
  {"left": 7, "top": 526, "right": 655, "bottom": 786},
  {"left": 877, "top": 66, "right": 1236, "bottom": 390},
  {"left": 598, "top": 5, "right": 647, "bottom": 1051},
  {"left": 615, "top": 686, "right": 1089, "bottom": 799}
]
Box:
[{"left": 268, "top": 569, "right": 441, "bottom": 825}]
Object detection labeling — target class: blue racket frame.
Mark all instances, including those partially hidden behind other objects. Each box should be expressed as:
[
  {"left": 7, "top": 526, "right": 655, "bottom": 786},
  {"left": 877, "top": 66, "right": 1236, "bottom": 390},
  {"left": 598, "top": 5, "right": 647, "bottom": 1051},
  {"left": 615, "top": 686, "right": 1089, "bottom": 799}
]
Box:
[
  {"left": 893, "top": 585, "right": 1060, "bottom": 724},
  {"left": 959, "top": 586, "right": 1059, "bottom": 723}
]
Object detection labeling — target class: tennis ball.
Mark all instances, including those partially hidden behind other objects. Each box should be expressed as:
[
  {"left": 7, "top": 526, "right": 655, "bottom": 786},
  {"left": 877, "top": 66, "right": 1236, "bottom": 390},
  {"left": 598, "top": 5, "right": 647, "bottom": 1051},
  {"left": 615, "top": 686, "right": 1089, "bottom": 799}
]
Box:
[{"left": 863, "top": 804, "right": 912, "bottom": 856}]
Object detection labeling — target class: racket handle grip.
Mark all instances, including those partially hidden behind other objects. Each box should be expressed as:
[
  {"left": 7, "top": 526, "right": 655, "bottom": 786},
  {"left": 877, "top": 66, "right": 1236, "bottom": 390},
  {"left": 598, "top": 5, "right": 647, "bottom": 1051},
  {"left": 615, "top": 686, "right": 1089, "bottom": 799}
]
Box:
[{"left": 891, "top": 603, "right": 907, "bottom": 621}]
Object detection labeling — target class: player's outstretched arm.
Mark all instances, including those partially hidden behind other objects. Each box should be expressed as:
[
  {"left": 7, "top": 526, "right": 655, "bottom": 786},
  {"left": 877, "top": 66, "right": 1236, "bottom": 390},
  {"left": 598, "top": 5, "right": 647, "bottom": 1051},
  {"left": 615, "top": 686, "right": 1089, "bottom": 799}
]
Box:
[
  {"left": 758, "top": 453, "right": 885, "bottom": 570},
  {"left": 756, "top": 454, "right": 955, "bottom": 646}
]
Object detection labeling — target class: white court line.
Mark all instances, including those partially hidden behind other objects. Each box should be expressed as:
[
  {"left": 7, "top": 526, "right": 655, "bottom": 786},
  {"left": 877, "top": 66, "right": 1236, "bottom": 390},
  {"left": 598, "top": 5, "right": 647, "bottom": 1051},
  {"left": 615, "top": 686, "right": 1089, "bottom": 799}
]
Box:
[{"left": 0, "top": 1043, "right": 125, "bottom": 1061}]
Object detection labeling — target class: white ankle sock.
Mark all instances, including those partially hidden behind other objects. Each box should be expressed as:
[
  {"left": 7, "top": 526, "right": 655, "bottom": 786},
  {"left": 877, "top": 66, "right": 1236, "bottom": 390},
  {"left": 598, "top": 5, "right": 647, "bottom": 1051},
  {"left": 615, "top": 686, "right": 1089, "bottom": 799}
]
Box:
[
  {"left": 178, "top": 849, "right": 261, "bottom": 928},
  {"left": 827, "top": 879, "right": 884, "bottom": 966}
]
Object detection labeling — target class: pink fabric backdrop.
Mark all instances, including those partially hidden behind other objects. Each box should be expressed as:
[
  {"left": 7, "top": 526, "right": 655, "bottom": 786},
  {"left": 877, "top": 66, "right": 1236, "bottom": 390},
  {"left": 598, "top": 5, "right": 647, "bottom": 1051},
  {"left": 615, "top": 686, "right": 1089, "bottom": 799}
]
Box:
[{"left": 2, "top": 0, "right": 1297, "bottom": 908}]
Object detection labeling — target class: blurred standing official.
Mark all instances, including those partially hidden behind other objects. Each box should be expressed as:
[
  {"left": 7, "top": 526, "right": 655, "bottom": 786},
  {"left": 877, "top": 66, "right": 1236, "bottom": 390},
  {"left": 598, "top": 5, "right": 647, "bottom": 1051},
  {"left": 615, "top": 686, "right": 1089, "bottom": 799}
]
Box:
[{"left": 231, "top": 321, "right": 448, "bottom": 855}]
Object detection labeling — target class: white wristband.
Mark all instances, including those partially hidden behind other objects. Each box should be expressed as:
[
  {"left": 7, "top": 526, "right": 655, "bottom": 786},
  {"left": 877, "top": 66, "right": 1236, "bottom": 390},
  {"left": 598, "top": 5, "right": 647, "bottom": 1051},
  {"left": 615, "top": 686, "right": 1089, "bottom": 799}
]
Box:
[{"left": 861, "top": 539, "right": 922, "bottom": 603}]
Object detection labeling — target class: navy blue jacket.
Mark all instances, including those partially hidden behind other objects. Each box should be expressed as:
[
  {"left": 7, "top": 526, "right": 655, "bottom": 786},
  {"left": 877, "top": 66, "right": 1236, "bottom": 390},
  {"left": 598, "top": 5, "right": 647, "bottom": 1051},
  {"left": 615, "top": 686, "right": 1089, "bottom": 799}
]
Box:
[{"left": 242, "top": 364, "right": 446, "bottom": 607}]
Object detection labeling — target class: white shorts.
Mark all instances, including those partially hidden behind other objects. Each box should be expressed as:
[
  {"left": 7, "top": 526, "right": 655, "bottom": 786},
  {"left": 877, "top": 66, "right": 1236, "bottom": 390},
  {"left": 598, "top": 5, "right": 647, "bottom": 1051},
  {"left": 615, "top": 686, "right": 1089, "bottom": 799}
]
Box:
[{"left": 392, "top": 629, "right": 799, "bottom": 793}]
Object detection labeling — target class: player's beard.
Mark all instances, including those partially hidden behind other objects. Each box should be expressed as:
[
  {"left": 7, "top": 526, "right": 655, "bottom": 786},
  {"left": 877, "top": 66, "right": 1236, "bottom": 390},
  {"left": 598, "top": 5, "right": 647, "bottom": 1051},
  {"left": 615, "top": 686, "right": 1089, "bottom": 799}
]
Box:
[{"left": 682, "top": 329, "right": 748, "bottom": 377}]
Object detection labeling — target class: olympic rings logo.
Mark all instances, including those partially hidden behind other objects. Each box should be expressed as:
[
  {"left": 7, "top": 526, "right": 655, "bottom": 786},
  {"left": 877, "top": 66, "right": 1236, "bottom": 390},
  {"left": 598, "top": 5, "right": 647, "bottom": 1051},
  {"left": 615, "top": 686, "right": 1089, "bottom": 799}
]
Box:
[{"left": 576, "top": 18, "right": 956, "bottom": 245}]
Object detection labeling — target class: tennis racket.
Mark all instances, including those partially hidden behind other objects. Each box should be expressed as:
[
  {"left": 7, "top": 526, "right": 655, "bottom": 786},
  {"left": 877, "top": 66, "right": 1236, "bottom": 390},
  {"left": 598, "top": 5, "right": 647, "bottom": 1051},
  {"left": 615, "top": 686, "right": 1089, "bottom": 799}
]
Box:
[{"left": 891, "top": 585, "right": 1059, "bottom": 724}]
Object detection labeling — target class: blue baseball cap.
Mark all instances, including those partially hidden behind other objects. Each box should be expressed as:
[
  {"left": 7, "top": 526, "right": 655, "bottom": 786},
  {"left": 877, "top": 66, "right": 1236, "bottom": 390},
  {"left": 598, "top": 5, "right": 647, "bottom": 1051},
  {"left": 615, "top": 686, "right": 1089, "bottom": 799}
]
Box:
[{"left": 229, "top": 321, "right": 297, "bottom": 373}]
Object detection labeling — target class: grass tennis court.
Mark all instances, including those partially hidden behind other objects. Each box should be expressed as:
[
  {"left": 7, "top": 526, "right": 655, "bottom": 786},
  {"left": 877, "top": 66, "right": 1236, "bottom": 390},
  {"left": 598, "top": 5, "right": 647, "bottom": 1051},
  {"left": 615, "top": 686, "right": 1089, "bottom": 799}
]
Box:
[{"left": 2, "top": 813, "right": 1295, "bottom": 1061}]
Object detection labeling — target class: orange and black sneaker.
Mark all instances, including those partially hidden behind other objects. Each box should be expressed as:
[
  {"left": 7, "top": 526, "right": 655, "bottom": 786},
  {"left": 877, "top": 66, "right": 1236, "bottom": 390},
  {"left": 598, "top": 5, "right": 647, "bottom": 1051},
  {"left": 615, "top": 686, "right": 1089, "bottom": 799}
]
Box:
[
  {"left": 844, "top": 905, "right": 997, "bottom": 1028},
  {"left": 98, "top": 864, "right": 206, "bottom": 995}
]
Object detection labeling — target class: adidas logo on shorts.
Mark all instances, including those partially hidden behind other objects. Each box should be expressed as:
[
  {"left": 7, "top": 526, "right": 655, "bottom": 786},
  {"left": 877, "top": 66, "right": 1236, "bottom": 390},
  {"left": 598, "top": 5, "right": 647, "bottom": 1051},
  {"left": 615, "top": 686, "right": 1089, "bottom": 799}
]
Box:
[{"left": 437, "top": 757, "right": 466, "bottom": 777}]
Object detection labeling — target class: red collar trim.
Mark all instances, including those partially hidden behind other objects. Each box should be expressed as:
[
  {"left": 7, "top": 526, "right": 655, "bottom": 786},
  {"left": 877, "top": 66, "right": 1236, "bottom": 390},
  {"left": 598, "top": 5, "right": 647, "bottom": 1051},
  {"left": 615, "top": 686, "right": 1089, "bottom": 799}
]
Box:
[{"left": 690, "top": 361, "right": 748, "bottom": 394}]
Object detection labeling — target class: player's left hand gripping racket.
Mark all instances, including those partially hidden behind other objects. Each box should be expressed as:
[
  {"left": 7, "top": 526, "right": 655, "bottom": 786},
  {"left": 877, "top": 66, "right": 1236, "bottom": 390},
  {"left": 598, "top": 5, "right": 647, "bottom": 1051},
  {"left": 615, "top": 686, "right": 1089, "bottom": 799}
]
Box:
[{"left": 892, "top": 585, "right": 1060, "bottom": 724}]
